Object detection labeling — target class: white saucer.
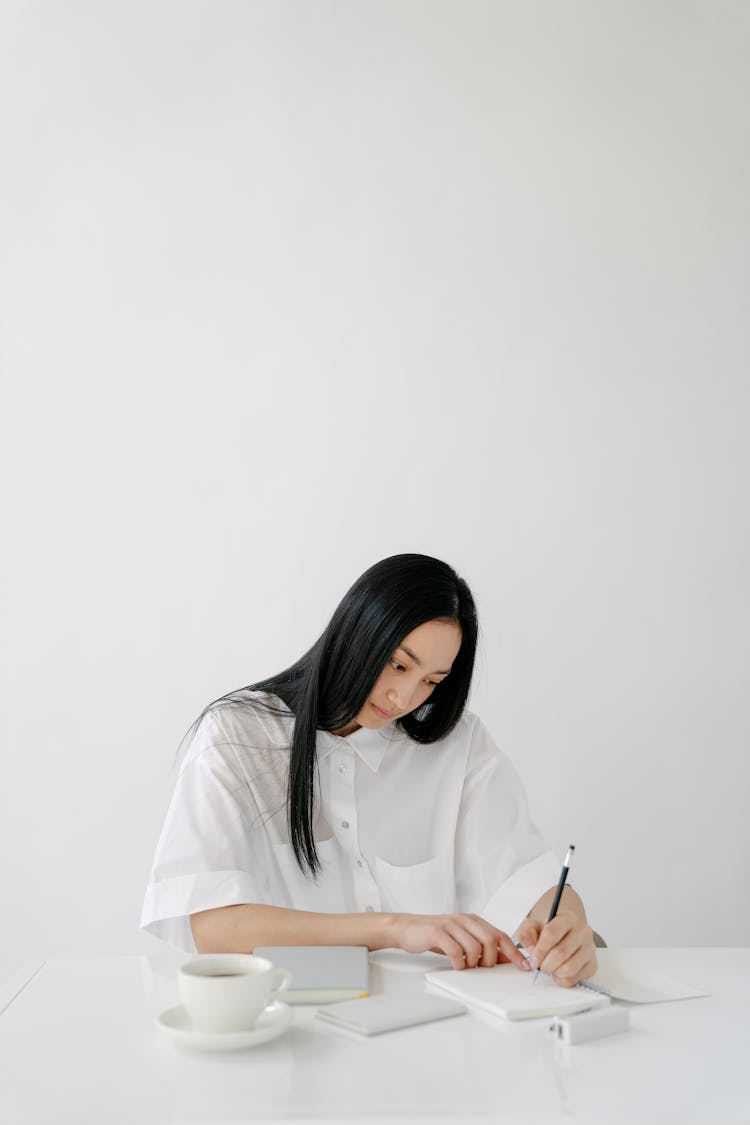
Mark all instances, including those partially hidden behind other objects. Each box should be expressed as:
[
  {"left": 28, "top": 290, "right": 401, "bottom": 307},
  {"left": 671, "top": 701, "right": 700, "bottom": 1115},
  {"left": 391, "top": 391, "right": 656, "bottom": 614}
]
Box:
[{"left": 157, "top": 1000, "right": 293, "bottom": 1052}]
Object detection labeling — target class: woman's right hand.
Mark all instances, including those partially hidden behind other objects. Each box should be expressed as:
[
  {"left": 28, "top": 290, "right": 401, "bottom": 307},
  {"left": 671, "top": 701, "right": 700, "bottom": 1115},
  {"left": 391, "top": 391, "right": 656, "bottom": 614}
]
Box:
[{"left": 392, "top": 912, "right": 531, "bottom": 971}]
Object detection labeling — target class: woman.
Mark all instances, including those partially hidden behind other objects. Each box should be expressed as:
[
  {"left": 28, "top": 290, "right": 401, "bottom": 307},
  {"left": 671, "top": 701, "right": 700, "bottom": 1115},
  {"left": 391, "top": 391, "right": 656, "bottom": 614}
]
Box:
[{"left": 142, "top": 554, "right": 597, "bottom": 986}]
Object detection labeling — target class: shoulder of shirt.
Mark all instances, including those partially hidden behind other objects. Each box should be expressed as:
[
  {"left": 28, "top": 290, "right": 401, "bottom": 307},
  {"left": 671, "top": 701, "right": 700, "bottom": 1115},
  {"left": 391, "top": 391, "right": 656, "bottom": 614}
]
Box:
[
  {"left": 449, "top": 708, "right": 487, "bottom": 740},
  {"left": 183, "top": 689, "right": 293, "bottom": 763},
  {"left": 457, "top": 709, "right": 508, "bottom": 760},
  {"left": 463, "top": 711, "right": 520, "bottom": 776}
]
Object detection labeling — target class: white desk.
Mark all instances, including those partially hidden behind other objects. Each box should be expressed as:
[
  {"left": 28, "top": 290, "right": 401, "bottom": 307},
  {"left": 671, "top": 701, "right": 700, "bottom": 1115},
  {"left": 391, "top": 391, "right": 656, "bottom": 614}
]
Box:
[{"left": 0, "top": 948, "right": 746, "bottom": 1124}]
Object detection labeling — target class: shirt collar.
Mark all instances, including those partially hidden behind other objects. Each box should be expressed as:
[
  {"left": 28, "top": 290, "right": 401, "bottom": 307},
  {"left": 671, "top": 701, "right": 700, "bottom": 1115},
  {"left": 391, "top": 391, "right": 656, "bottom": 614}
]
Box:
[{"left": 318, "top": 723, "right": 395, "bottom": 772}]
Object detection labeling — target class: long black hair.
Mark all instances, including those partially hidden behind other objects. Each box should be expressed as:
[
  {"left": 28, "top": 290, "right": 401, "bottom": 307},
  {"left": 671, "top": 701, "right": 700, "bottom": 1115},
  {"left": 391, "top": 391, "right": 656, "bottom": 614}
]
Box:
[{"left": 212, "top": 554, "right": 478, "bottom": 875}]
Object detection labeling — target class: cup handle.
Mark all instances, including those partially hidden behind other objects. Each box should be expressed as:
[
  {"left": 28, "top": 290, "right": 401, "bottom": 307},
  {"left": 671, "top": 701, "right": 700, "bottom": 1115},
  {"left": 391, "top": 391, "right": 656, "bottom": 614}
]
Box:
[{"left": 271, "top": 969, "right": 292, "bottom": 995}]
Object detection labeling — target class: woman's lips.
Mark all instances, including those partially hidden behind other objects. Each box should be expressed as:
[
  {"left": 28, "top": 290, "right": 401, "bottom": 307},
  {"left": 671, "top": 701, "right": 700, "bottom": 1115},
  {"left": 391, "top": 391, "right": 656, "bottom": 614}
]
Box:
[{"left": 371, "top": 703, "right": 395, "bottom": 719}]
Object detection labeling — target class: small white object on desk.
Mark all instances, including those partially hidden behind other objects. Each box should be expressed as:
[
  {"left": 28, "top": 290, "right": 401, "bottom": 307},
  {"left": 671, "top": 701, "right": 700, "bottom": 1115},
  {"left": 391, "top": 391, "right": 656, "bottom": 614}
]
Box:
[{"left": 549, "top": 1005, "right": 630, "bottom": 1044}]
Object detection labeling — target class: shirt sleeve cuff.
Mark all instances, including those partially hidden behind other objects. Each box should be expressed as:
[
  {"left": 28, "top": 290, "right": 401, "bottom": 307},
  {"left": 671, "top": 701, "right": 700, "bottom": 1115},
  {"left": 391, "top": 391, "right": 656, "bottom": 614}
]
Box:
[
  {"left": 480, "top": 850, "right": 562, "bottom": 937},
  {"left": 140, "top": 869, "right": 263, "bottom": 953}
]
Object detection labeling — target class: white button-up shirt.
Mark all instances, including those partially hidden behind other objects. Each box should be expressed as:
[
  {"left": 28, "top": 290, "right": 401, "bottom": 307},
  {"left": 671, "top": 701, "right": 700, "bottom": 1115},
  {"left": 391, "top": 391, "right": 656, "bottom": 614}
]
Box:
[{"left": 141, "top": 692, "right": 561, "bottom": 952}]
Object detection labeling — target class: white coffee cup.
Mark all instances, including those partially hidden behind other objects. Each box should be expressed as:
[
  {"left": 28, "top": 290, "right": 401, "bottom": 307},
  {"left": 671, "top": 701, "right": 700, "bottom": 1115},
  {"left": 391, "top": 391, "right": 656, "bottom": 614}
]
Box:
[{"left": 179, "top": 954, "right": 292, "bottom": 1033}]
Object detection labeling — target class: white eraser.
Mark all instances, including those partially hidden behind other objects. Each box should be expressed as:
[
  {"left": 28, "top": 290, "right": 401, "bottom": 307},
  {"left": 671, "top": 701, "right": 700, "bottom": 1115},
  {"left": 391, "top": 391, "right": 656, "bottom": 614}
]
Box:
[{"left": 549, "top": 1005, "right": 630, "bottom": 1044}]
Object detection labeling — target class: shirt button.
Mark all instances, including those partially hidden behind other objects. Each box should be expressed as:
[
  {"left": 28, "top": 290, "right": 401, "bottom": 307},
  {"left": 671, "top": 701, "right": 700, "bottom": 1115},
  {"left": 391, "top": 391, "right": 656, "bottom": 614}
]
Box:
[
  {"left": 356, "top": 859, "right": 363, "bottom": 868},
  {"left": 341, "top": 820, "right": 350, "bottom": 829},
  {"left": 365, "top": 905, "right": 374, "bottom": 912},
  {"left": 338, "top": 765, "right": 347, "bottom": 774}
]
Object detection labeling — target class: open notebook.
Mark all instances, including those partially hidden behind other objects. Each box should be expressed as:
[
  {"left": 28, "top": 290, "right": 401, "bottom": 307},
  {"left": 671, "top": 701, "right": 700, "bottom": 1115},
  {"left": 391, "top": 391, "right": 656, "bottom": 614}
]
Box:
[{"left": 425, "top": 949, "right": 707, "bottom": 1021}]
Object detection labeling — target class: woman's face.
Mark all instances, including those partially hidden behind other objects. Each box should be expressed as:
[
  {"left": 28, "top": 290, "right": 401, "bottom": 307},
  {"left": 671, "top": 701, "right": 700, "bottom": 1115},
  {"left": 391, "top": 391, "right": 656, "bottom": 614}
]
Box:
[{"left": 350, "top": 618, "right": 463, "bottom": 733}]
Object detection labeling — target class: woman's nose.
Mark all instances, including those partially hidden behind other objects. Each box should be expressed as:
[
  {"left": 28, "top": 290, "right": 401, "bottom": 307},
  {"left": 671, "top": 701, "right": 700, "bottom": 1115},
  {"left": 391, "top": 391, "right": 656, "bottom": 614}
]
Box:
[{"left": 387, "top": 685, "right": 409, "bottom": 710}]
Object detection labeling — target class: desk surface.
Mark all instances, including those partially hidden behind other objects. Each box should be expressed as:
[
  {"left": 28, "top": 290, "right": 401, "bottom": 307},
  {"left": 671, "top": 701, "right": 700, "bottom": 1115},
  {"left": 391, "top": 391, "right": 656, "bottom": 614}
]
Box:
[{"left": 0, "top": 947, "right": 747, "bottom": 1124}]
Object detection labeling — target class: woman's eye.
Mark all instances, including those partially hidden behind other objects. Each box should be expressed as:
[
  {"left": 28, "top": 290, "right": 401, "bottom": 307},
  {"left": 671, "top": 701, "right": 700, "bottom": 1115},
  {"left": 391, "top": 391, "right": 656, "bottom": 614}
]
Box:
[{"left": 391, "top": 660, "right": 405, "bottom": 671}]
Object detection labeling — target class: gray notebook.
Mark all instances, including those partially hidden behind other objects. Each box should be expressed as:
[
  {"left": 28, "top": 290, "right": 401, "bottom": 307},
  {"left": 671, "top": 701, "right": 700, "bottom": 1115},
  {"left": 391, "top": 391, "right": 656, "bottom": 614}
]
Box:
[{"left": 253, "top": 945, "right": 369, "bottom": 1004}]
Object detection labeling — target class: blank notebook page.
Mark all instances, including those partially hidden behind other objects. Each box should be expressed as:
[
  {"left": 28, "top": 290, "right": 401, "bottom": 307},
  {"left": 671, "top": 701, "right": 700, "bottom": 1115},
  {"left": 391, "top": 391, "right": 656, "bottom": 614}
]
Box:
[{"left": 425, "top": 964, "right": 611, "bottom": 1020}]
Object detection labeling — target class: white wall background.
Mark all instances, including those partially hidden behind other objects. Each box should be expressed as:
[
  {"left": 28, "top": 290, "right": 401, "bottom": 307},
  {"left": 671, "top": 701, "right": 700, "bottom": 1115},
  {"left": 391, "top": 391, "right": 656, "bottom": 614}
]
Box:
[{"left": 2, "top": 0, "right": 749, "bottom": 981}]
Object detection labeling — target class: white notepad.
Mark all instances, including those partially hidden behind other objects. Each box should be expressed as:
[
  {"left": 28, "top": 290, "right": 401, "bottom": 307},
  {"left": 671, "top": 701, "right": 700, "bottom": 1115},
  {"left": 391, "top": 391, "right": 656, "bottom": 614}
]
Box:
[
  {"left": 581, "top": 949, "right": 708, "bottom": 1005},
  {"left": 316, "top": 992, "right": 466, "bottom": 1035},
  {"left": 426, "top": 949, "right": 708, "bottom": 1021},
  {"left": 426, "top": 964, "right": 611, "bottom": 1020}
]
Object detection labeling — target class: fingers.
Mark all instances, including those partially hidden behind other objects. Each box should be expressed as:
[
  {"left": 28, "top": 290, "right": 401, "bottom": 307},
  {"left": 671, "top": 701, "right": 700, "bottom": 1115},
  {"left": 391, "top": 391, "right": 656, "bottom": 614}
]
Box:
[
  {"left": 528, "top": 912, "right": 598, "bottom": 987},
  {"left": 437, "top": 916, "right": 496, "bottom": 969},
  {"left": 441, "top": 920, "right": 484, "bottom": 969},
  {"left": 527, "top": 912, "right": 576, "bottom": 970},
  {"left": 515, "top": 918, "right": 543, "bottom": 954},
  {"left": 495, "top": 930, "right": 532, "bottom": 971},
  {"left": 401, "top": 914, "right": 530, "bottom": 972},
  {"left": 401, "top": 914, "right": 484, "bottom": 969},
  {"left": 457, "top": 915, "right": 530, "bottom": 971},
  {"left": 552, "top": 950, "right": 598, "bottom": 988},
  {"left": 398, "top": 911, "right": 596, "bottom": 983},
  {"left": 430, "top": 930, "right": 474, "bottom": 971}
]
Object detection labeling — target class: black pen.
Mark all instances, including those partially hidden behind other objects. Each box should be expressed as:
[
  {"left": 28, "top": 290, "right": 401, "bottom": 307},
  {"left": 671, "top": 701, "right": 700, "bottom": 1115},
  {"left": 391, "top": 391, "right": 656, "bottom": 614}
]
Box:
[{"left": 533, "top": 845, "right": 575, "bottom": 983}]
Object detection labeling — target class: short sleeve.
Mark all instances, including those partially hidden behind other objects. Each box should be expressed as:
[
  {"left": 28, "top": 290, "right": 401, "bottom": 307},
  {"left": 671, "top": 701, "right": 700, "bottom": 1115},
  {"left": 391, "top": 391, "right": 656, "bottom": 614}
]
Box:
[
  {"left": 453, "top": 718, "right": 561, "bottom": 935},
  {"left": 140, "top": 711, "right": 275, "bottom": 952}
]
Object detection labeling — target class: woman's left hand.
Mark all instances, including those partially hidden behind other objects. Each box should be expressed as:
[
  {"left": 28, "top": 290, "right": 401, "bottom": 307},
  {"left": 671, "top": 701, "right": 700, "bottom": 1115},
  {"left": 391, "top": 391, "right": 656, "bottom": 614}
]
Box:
[{"left": 515, "top": 911, "right": 598, "bottom": 988}]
